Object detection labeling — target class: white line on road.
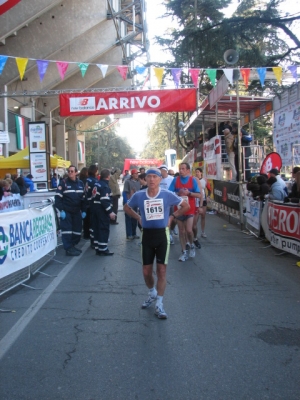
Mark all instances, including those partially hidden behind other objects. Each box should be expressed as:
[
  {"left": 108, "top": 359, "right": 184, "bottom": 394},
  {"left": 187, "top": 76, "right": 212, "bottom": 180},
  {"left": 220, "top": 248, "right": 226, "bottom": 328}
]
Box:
[{"left": 0, "top": 241, "right": 90, "bottom": 361}]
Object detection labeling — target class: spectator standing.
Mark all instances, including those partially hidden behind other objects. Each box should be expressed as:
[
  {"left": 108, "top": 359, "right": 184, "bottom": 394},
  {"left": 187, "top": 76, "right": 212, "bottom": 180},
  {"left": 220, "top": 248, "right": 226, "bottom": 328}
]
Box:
[
  {"left": 24, "top": 174, "right": 36, "bottom": 192},
  {"left": 15, "top": 176, "right": 28, "bottom": 196},
  {"left": 247, "top": 175, "right": 269, "bottom": 200},
  {"left": 232, "top": 123, "right": 252, "bottom": 182},
  {"left": 5, "top": 174, "right": 20, "bottom": 194},
  {"left": 268, "top": 168, "right": 288, "bottom": 195},
  {"left": 285, "top": 171, "right": 300, "bottom": 203},
  {"left": 51, "top": 173, "right": 58, "bottom": 189},
  {"left": 55, "top": 165, "right": 87, "bottom": 256},
  {"left": 122, "top": 170, "right": 130, "bottom": 182},
  {"left": 79, "top": 168, "right": 90, "bottom": 239},
  {"left": 158, "top": 164, "right": 174, "bottom": 190},
  {"left": 224, "top": 128, "right": 237, "bottom": 181},
  {"left": 123, "top": 168, "right": 190, "bottom": 319},
  {"left": 139, "top": 167, "right": 145, "bottom": 174},
  {"left": 123, "top": 169, "right": 140, "bottom": 240},
  {"left": 109, "top": 168, "right": 121, "bottom": 225},
  {"left": 92, "top": 169, "right": 116, "bottom": 256},
  {"left": 266, "top": 176, "right": 286, "bottom": 201},
  {"left": 85, "top": 164, "right": 99, "bottom": 248},
  {"left": 168, "top": 162, "right": 201, "bottom": 262}
]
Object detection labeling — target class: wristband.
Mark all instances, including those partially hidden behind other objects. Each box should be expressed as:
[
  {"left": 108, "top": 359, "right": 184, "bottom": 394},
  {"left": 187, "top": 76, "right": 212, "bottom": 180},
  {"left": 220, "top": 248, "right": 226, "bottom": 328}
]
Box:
[{"left": 171, "top": 213, "right": 176, "bottom": 219}]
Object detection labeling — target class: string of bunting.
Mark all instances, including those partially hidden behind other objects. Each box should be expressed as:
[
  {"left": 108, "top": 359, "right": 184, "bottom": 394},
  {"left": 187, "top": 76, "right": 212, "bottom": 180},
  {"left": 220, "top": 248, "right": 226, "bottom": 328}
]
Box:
[{"left": 0, "top": 55, "right": 298, "bottom": 88}]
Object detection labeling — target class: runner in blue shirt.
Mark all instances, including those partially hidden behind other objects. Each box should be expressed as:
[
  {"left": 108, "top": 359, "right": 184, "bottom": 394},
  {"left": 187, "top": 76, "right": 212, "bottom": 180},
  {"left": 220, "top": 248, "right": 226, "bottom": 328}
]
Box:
[{"left": 124, "top": 168, "right": 190, "bottom": 319}]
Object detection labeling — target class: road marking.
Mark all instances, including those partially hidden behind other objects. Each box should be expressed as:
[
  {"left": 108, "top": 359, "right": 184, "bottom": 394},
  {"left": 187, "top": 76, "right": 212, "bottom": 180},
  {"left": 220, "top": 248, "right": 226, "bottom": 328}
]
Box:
[{"left": 0, "top": 241, "right": 90, "bottom": 361}]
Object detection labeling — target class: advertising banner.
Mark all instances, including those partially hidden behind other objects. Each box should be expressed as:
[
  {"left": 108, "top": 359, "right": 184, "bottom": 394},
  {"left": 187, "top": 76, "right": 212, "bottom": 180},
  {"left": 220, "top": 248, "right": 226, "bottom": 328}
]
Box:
[
  {"left": 203, "top": 135, "right": 222, "bottom": 180},
  {"left": 213, "top": 180, "right": 240, "bottom": 211},
  {"left": 0, "top": 206, "right": 57, "bottom": 279},
  {"left": 28, "top": 122, "right": 46, "bottom": 153},
  {"left": 245, "top": 195, "right": 262, "bottom": 231},
  {"left": 59, "top": 89, "right": 197, "bottom": 116},
  {"left": 0, "top": 193, "right": 24, "bottom": 213},
  {"left": 30, "top": 153, "right": 48, "bottom": 181},
  {"left": 273, "top": 99, "right": 300, "bottom": 166},
  {"left": 265, "top": 200, "right": 300, "bottom": 256}
]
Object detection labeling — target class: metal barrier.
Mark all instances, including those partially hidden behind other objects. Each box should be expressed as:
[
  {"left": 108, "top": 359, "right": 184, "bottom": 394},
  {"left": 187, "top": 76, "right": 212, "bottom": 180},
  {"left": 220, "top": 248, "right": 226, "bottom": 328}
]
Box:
[{"left": 0, "top": 199, "right": 60, "bottom": 296}]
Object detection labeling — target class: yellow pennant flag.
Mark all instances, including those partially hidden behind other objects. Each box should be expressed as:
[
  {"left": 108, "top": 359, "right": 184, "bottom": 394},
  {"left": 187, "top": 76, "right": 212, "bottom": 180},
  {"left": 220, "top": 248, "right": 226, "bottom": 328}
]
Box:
[
  {"left": 153, "top": 67, "right": 164, "bottom": 87},
  {"left": 272, "top": 67, "right": 282, "bottom": 85},
  {"left": 16, "top": 57, "right": 29, "bottom": 80}
]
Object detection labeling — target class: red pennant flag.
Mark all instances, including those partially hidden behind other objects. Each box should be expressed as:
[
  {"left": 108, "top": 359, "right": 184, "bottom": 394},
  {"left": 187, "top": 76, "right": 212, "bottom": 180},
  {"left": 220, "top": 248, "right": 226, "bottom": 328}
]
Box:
[
  {"left": 189, "top": 69, "right": 200, "bottom": 87},
  {"left": 117, "top": 66, "right": 128, "bottom": 80},
  {"left": 240, "top": 68, "right": 251, "bottom": 88}
]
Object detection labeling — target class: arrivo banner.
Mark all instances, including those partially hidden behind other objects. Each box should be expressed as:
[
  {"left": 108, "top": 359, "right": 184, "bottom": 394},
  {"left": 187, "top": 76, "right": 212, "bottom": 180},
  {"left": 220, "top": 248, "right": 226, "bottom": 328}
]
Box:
[
  {"left": 266, "top": 201, "right": 300, "bottom": 256},
  {"left": 59, "top": 89, "right": 197, "bottom": 116}
]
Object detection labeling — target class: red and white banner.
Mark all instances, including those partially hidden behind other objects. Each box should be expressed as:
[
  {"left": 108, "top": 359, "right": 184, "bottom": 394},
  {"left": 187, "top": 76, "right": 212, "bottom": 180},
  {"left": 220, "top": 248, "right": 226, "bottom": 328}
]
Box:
[
  {"left": 59, "top": 89, "right": 197, "bottom": 116},
  {"left": 0, "top": 0, "right": 21, "bottom": 15},
  {"left": 262, "top": 200, "right": 300, "bottom": 256},
  {"left": 203, "top": 135, "right": 222, "bottom": 180}
]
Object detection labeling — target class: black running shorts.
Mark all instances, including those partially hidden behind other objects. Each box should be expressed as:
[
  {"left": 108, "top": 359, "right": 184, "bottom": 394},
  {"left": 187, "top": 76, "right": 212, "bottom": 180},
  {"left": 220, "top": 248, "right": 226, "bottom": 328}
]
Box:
[{"left": 141, "top": 228, "right": 170, "bottom": 265}]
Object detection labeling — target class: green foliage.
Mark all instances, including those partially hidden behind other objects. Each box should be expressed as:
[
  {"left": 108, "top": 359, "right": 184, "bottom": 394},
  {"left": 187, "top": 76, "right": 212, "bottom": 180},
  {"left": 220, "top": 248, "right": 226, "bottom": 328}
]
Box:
[
  {"left": 141, "top": 113, "right": 178, "bottom": 159},
  {"left": 156, "top": 0, "right": 300, "bottom": 95},
  {"left": 84, "top": 117, "right": 135, "bottom": 171}
]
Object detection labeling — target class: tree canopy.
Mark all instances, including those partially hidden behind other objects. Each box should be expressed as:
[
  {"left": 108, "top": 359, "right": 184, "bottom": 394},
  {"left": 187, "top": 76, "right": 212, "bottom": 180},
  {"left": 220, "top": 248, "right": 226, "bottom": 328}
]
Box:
[{"left": 156, "top": 0, "right": 300, "bottom": 94}]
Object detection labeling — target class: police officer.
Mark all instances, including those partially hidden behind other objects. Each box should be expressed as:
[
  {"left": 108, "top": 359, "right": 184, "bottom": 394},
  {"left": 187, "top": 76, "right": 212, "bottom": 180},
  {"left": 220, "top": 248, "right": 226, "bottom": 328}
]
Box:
[
  {"left": 85, "top": 164, "right": 99, "bottom": 249},
  {"left": 55, "top": 165, "right": 87, "bottom": 256},
  {"left": 92, "top": 168, "right": 116, "bottom": 256}
]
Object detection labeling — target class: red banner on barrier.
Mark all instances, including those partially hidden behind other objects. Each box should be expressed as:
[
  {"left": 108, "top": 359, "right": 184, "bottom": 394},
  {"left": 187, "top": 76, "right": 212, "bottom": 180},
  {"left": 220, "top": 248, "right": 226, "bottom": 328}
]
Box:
[{"left": 59, "top": 89, "right": 197, "bottom": 116}]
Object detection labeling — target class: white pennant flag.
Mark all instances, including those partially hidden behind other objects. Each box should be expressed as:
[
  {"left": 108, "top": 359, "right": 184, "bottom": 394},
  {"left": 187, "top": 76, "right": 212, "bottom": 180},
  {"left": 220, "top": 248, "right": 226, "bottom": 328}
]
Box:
[
  {"left": 223, "top": 69, "right": 233, "bottom": 85},
  {"left": 97, "top": 64, "right": 108, "bottom": 78}
]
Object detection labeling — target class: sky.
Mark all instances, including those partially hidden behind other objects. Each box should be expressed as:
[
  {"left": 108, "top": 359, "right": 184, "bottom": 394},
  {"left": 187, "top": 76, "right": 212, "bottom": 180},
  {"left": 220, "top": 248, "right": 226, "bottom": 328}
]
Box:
[{"left": 116, "top": 0, "right": 300, "bottom": 153}]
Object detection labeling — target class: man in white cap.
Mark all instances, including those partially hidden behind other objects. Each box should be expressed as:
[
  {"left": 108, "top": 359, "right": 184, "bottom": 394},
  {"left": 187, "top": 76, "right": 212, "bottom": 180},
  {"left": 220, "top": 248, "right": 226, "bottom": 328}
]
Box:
[
  {"left": 124, "top": 168, "right": 189, "bottom": 319},
  {"left": 158, "top": 164, "right": 174, "bottom": 190}
]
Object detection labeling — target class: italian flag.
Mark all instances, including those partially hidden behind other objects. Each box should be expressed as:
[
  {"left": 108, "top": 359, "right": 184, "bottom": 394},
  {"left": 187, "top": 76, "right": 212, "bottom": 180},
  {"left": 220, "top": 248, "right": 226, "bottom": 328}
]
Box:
[
  {"left": 0, "top": 0, "right": 21, "bottom": 15},
  {"left": 78, "top": 141, "right": 84, "bottom": 161},
  {"left": 15, "top": 115, "right": 26, "bottom": 150}
]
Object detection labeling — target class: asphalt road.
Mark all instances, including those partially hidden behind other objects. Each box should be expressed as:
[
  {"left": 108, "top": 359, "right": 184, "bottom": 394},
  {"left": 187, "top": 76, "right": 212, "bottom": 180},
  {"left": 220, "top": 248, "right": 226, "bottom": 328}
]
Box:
[{"left": 0, "top": 209, "right": 300, "bottom": 400}]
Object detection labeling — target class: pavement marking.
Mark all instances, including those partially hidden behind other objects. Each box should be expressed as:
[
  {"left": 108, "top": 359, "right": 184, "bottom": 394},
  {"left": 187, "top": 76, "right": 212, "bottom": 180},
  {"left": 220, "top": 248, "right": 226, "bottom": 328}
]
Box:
[{"left": 0, "top": 241, "right": 90, "bottom": 361}]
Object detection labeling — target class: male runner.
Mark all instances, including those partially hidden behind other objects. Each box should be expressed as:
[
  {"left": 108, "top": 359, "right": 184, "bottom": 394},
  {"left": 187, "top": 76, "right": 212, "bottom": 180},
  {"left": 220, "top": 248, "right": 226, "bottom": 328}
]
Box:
[
  {"left": 123, "top": 168, "right": 189, "bottom": 319},
  {"left": 168, "top": 162, "right": 201, "bottom": 261}
]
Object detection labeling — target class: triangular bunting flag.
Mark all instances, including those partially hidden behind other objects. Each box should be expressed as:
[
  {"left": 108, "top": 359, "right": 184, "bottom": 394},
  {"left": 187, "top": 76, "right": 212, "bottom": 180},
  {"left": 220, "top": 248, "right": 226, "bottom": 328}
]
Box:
[
  {"left": 256, "top": 67, "right": 266, "bottom": 87},
  {"left": 96, "top": 64, "right": 108, "bottom": 78},
  {"left": 56, "top": 61, "right": 69, "bottom": 80},
  {"left": 223, "top": 69, "right": 233, "bottom": 85},
  {"left": 240, "top": 68, "right": 251, "bottom": 88},
  {"left": 287, "top": 65, "right": 298, "bottom": 82},
  {"left": 206, "top": 69, "right": 216, "bottom": 86},
  {"left": 36, "top": 60, "right": 49, "bottom": 82},
  {"left": 189, "top": 69, "right": 200, "bottom": 87},
  {"left": 117, "top": 66, "right": 128, "bottom": 80},
  {"left": 136, "top": 66, "right": 147, "bottom": 75},
  {"left": 0, "top": 55, "right": 8, "bottom": 74},
  {"left": 78, "top": 63, "right": 89, "bottom": 78},
  {"left": 16, "top": 57, "right": 28, "bottom": 80},
  {"left": 272, "top": 67, "right": 282, "bottom": 85},
  {"left": 171, "top": 68, "right": 182, "bottom": 88},
  {"left": 153, "top": 67, "right": 164, "bottom": 87}
]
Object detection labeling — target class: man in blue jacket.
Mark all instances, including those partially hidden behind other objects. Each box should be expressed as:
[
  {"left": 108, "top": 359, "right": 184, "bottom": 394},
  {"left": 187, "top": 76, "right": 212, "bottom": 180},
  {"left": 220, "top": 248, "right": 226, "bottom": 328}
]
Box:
[{"left": 55, "top": 165, "right": 87, "bottom": 256}]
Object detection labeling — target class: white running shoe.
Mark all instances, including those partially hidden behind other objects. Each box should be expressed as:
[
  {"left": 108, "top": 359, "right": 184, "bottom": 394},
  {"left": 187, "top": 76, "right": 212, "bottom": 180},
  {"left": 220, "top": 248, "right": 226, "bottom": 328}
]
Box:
[
  {"left": 189, "top": 244, "right": 196, "bottom": 258},
  {"left": 155, "top": 305, "right": 167, "bottom": 319},
  {"left": 178, "top": 250, "right": 189, "bottom": 262},
  {"left": 141, "top": 291, "right": 157, "bottom": 309},
  {"left": 201, "top": 232, "right": 207, "bottom": 238}
]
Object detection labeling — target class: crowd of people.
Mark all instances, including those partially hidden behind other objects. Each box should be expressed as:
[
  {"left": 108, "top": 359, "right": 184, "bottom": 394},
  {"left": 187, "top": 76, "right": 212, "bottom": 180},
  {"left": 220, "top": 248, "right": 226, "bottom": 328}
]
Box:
[{"left": 0, "top": 173, "right": 36, "bottom": 200}]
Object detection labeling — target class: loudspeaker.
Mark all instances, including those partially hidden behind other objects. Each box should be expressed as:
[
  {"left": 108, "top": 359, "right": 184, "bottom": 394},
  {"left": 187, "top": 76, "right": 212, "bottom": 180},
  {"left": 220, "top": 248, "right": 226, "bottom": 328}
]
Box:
[
  {"left": 178, "top": 121, "right": 185, "bottom": 128},
  {"left": 223, "top": 49, "right": 239, "bottom": 65}
]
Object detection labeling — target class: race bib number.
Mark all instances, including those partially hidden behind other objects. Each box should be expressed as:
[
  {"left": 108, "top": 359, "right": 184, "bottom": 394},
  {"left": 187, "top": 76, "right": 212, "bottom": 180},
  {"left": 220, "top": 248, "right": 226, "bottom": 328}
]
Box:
[
  {"left": 144, "top": 199, "right": 164, "bottom": 220},
  {"left": 178, "top": 196, "right": 188, "bottom": 209}
]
